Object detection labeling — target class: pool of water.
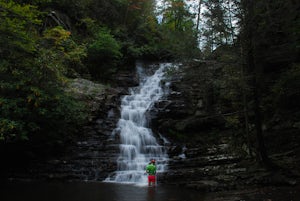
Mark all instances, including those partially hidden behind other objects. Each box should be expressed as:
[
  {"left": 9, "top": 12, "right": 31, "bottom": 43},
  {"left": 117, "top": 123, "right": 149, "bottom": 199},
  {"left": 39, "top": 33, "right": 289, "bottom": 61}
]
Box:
[
  {"left": 1, "top": 181, "right": 201, "bottom": 201},
  {"left": 1, "top": 181, "right": 299, "bottom": 201}
]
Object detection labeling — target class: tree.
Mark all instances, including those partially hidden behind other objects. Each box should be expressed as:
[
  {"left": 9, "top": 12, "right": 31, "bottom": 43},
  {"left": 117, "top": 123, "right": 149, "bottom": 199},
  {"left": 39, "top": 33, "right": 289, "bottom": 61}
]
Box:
[
  {"left": 239, "top": 0, "right": 300, "bottom": 167},
  {"left": 161, "top": 0, "right": 193, "bottom": 31},
  {"left": 0, "top": 0, "right": 41, "bottom": 141},
  {"left": 158, "top": 0, "right": 200, "bottom": 59},
  {"left": 0, "top": 0, "right": 86, "bottom": 147},
  {"left": 87, "top": 27, "right": 122, "bottom": 80},
  {"left": 200, "top": 0, "right": 240, "bottom": 54}
]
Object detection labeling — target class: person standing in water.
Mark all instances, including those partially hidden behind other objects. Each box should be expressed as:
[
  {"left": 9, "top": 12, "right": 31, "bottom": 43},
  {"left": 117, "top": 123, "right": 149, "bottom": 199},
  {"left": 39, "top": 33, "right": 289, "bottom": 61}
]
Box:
[{"left": 146, "top": 159, "right": 157, "bottom": 186}]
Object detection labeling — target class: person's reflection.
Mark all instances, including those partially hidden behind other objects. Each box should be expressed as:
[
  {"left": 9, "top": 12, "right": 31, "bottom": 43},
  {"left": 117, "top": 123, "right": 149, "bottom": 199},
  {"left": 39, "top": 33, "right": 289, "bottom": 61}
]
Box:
[{"left": 147, "top": 187, "right": 156, "bottom": 201}]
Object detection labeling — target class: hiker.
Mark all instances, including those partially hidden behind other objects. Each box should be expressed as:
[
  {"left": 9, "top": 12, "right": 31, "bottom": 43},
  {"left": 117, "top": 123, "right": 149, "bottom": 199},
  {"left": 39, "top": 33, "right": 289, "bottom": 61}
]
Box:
[{"left": 146, "top": 159, "right": 157, "bottom": 186}]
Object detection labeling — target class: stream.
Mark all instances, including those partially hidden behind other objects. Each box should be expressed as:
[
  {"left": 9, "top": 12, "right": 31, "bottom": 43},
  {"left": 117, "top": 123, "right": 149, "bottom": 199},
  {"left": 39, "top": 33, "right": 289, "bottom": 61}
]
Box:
[{"left": 1, "top": 181, "right": 299, "bottom": 201}]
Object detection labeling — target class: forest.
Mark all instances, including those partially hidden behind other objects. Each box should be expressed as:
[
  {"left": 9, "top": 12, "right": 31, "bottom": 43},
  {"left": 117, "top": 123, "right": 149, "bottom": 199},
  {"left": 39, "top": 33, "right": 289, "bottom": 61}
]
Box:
[
  {"left": 0, "top": 0, "right": 300, "bottom": 195},
  {"left": 0, "top": 0, "right": 199, "bottom": 147}
]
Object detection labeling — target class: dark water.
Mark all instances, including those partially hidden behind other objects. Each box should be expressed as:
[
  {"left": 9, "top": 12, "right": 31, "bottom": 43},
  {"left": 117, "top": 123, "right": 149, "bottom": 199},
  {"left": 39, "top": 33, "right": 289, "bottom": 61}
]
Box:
[
  {"left": 1, "top": 181, "right": 201, "bottom": 201},
  {"left": 1, "top": 181, "right": 299, "bottom": 201}
]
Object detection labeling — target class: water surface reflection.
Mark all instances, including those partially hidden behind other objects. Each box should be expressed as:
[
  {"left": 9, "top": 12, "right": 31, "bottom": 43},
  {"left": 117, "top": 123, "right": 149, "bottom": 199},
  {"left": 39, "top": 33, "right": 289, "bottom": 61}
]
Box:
[
  {"left": 1, "top": 181, "right": 299, "bottom": 201},
  {"left": 1, "top": 181, "right": 202, "bottom": 201}
]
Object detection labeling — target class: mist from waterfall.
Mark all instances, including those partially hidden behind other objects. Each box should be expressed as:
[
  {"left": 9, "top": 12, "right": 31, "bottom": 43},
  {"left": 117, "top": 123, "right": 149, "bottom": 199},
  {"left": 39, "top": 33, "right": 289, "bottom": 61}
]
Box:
[{"left": 105, "top": 62, "right": 171, "bottom": 185}]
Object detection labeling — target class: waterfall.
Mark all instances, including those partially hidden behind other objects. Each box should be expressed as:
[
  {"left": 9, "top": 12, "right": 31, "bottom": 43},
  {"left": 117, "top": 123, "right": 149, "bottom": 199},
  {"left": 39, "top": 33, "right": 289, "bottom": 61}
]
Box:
[{"left": 105, "top": 62, "right": 170, "bottom": 184}]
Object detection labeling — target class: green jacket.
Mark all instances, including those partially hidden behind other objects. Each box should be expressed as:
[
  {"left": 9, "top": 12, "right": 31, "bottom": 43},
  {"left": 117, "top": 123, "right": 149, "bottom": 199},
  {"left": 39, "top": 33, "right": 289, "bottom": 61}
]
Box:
[{"left": 146, "top": 163, "right": 156, "bottom": 175}]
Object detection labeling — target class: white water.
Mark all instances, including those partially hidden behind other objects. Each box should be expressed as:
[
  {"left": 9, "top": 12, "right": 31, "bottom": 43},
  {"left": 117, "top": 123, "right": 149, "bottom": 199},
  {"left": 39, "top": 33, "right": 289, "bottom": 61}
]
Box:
[{"left": 105, "top": 62, "right": 171, "bottom": 185}]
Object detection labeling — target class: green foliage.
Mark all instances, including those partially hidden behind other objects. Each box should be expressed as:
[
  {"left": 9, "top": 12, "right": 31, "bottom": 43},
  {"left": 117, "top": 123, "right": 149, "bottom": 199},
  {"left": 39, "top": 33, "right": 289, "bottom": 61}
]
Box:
[
  {"left": 215, "top": 0, "right": 300, "bottom": 161},
  {"left": 250, "top": 0, "right": 300, "bottom": 66},
  {"left": 77, "top": 17, "right": 99, "bottom": 37},
  {"left": 158, "top": 0, "right": 200, "bottom": 59},
  {"left": 159, "top": 28, "right": 200, "bottom": 59},
  {"left": 161, "top": 0, "right": 192, "bottom": 32},
  {"left": 0, "top": 1, "right": 87, "bottom": 149},
  {"left": 49, "top": 0, "right": 125, "bottom": 28},
  {"left": 124, "top": 0, "right": 156, "bottom": 31},
  {"left": 43, "top": 26, "right": 71, "bottom": 46},
  {"left": 0, "top": 47, "right": 87, "bottom": 143},
  {"left": 15, "top": 0, "right": 52, "bottom": 5},
  {"left": 0, "top": 0, "right": 41, "bottom": 58},
  {"left": 87, "top": 27, "right": 122, "bottom": 79},
  {"left": 88, "top": 28, "right": 122, "bottom": 60},
  {"left": 42, "top": 26, "right": 88, "bottom": 76}
]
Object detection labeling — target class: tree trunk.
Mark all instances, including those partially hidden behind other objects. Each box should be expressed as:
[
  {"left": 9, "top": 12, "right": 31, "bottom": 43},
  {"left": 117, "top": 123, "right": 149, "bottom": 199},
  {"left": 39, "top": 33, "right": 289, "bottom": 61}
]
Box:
[
  {"left": 227, "top": 0, "right": 235, "bottom": 43},
  {"left": 196, "top": 0, "right": 203, "bottom": 31},
  {"left": 253, "top": 64, "right": 270, "bottom": 165},
  {"left": 240, "top": 47, "right": 252, "bottom": 157},
  {"left": 244, "top": 0, "right": 271, "bottom": 167}
]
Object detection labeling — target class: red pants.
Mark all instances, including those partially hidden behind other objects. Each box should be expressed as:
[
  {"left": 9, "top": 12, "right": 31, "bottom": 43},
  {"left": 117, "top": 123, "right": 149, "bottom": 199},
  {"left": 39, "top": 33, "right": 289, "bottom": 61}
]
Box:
[{"left": 148, "top": 175, "right": 156, "bottom": 183}]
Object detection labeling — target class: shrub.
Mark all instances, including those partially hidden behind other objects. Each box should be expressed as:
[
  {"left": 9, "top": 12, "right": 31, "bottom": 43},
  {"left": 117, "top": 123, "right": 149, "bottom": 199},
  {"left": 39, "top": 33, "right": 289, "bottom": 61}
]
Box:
[{"left": 87, "top": 27, "right": 122, "bottom": 80}]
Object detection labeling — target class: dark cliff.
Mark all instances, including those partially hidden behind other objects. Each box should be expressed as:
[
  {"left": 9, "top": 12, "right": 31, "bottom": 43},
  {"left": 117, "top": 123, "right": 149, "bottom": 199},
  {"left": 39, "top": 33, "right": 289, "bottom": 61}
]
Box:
[{"left": 150, "top": 59, "right": 299, "bottom": 191}]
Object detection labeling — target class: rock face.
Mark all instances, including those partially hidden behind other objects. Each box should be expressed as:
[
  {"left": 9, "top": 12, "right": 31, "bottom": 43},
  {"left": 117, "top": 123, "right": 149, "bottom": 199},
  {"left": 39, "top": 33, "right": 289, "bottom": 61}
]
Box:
[
  {"left": 161, "top": 137, "right": 244, "bottom": 191},
  {"left": 151, "top": 61, "right": 225, "bottom": 143},
  {"left": 148, "top": 61, "right": 240, "bottom": 190},
  {"left": 37, "top": 75, "right": 138, "bottom": 181},
  {"left": 150, "top": 61, "right": 299, "bottom": 191}
]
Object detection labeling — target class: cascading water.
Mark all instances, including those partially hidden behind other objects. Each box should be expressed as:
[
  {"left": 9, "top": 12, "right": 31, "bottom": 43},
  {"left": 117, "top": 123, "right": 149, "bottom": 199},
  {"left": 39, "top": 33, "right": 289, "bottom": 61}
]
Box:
[{"left": 105, "top": 62, "right": 171, "bottom": 184}]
